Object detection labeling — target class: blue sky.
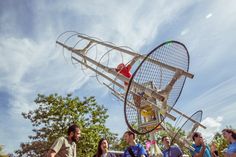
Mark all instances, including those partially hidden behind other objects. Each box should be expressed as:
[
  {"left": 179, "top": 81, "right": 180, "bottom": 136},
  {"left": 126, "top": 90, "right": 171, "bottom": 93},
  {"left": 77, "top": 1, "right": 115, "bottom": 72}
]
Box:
[{"left": 1, "top": 0, "right": 236, "bottom": 154}]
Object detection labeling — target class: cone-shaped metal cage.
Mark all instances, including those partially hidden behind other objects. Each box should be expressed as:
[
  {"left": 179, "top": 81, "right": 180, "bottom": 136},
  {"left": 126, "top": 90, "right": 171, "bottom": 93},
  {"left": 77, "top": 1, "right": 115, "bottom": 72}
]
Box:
[{"left": 55, "top": 32, "right": 198, "bottom": 136}]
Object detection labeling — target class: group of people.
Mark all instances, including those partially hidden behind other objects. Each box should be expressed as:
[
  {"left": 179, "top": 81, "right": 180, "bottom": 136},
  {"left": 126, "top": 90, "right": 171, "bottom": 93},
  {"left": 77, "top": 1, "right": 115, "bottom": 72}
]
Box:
[{"left": 46, "top": 124, "right": 236, "bottom": 157}]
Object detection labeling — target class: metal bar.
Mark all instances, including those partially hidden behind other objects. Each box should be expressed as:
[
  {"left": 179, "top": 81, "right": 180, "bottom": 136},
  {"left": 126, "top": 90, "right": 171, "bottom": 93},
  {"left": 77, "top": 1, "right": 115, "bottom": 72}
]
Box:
[
  {"left": 103, "top": 83, "right": 136, "bottom": 110},
  {"left": 77, "top": 34, "right": 194, "bottom": 78},
  {"left": 57, "top": 41, "right": 202, "bottom": 128},
  {"left": 56, "top": 41, "right": 165, "bottom": 102},
  {"left": 72, "top": 57, "right": 124, "bottom": 90},
  {"left": 105, "top": 83, "right": 176, "bottom": 121},
  {"left": 171, "top": 108, "right": 206, "bottom": 129},
  {"left": 162, "top": 124, "right": 195, "bottom": 151}
]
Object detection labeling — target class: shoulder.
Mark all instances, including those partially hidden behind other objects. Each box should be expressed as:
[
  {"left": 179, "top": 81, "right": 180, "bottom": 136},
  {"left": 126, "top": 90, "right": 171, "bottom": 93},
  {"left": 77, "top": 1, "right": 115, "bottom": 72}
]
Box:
[
  {"left": 190, "top": 144, "right": 197, "bottom": 155},
  {"left": 230, "top": 142, "right": 236, "bottom": 148},
  {"left": 171, "top": 145, "right": 183, "bottom": 155},
  {"left": 162, "top": 149, "right": 168, "bottom": 153},
  {"left": 191, "top": 144, "right": 200, "bottom": 151},
  {"left": 171, "top": 145, "right": 180, "bottom": 148},
  {"left": 136, "top": 143, "right": 145, "bottom": 150},
  {"left": 171, "top": 145, "right": 182, "bottom": 150},
  {"left": 50, "top": 136, "right": 66, "bottom": 153},
  {"left": 192, "top": 144, "right": 196, "bottom": 148},
  {"left": 136, "top": 144, "right": 147, "bottom": 155},
  {"left": 58, "top": 136, "right": 66, "bottom": 140},
  {"left": 54, "top": 136, "right": 66, "bottom": 143},
  {"left": 137, "top": 143, "right": 144, "bottom": 148},
  {"left": 228, "top": 142, "right": 236, "bottom": 152}
]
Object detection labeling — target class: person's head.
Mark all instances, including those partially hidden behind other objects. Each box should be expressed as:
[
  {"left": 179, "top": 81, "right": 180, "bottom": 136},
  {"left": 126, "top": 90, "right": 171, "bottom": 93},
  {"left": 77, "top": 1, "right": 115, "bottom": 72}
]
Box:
[
  {"left": 161, "top": 136, "right": 170, "bottom": 148},
  {"left": 116, "top": 63, "right": 125, "bottom": 71},
  {"left": 192, "top": 132, "right": 203, "bottom": 145},
  {"left": 123, "top": 130, "right": 136, "bottom": 144},
  {"left": 68, "top": 124, "right": 81, "bottom": 142},
  {"left": 96, "top": 138, "right": 109, "bottom": 156},
  {"left": 222, "top": 129, "right": 236, "bottom": 142}
]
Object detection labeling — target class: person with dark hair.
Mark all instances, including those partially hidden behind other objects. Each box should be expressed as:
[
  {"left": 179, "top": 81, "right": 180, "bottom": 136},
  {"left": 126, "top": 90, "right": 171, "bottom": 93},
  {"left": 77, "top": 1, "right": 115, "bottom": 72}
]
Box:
[
  {"left": 47, "top": 124, "right": 81, "bottom": 157},
  {"left": 93, "top": 138, "right": 116, "bottom": 157},
  {"left": 190, "top": 132, "right": 211, "bottom": 157},
  {"left": 161, "top": 135, "right": 183, "bottom": 157},
  {"left": 222, "top": 128, "right": 236, "bottom": 157},
  {"left": 123, "top": 130, "right": 147, "bottom": 157}
]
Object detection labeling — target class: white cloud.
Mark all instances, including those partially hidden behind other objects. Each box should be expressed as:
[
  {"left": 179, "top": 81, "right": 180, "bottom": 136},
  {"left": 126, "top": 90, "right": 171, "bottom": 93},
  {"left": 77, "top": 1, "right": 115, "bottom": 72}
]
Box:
[
  {"left": 205, "top": 13, "right": 212, "bottom": 19},
  {"left": 1, "top": 0, "right": 236, "bottom": 154},
  {"left": 198, "top": 116, "right": 223, "bottom": 142},
  {"left": 178, "top": 1, "right": 236, "bottom": 74},
  {"left": 175, "top": 1, "right": 236, "bottom": 136},
  {"left": 181, "top": 29, "right": 189, "bottom": 36},
  {"left": 182, "top": 76, "right": 236, "bottom": 133}
]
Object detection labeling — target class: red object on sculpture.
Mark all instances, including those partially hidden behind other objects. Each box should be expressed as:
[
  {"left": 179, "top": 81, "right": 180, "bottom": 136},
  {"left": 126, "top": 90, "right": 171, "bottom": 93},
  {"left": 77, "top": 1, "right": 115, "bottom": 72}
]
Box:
[{"left": 116, "top": 63, "right": 132, "bottom": 85}]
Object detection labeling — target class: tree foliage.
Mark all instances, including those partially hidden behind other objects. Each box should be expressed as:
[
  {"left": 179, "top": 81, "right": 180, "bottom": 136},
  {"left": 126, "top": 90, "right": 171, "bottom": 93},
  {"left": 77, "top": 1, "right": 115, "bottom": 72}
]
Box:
[
  {"left": 211, "top": 131, "right": 230, "bottom": 157},
  {"left": 15, "top": 93, "right": 117, "bottom": 157},
  {"left": 0, "top": 145, "right": 8, "bottom": 157}
]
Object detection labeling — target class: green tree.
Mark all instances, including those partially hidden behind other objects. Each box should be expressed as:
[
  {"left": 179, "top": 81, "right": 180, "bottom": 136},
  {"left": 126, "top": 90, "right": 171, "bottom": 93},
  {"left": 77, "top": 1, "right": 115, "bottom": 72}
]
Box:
[
  {"left": 0, "top": 145, "right": 8, "bottom": 157},
  {"left": 15, "top": 93, "right": 117, "bottom": 157},
  {"left": 211, "top": 132, "right": 229, "bottom": 157},
  {"left": 210, "top": 126, "right": 235, "bottom": 157}
]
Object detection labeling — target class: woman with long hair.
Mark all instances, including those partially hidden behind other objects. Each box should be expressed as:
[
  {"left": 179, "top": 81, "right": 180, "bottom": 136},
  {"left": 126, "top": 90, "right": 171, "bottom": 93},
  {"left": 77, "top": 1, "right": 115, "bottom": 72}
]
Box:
[
  {"left": 94, "top": 138, "right": 116, "bottom": 157},
  {"left": 222, "top": 128, "right": 236, "bottom": 157}
]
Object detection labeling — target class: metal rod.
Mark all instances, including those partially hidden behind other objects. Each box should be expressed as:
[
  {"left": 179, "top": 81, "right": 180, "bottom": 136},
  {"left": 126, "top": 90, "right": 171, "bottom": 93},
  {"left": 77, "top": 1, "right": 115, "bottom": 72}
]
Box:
[
  {"left": 72, "top": 57, "right": 124, "bottom": 90},
  {"left": 57, "top": 41, "right": 165, "bottom": 102},
  {"left": 171, "top": 108, "right": 206, "bottom": 129},
  {"left": 105, "top": 83, "right": 176, "bottom": 121},
  {"left": 77, "top": 34, "right": 194, "bottom": 78},
  {"left": 57, "top": 41, "right": 202, "bottom": 128}
]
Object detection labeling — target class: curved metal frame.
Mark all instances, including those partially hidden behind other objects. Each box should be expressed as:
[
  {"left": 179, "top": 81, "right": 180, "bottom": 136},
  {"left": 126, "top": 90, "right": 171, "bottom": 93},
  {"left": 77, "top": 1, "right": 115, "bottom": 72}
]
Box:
[{"left": 124, "top": 41, "right": 190, "bottom": 135}]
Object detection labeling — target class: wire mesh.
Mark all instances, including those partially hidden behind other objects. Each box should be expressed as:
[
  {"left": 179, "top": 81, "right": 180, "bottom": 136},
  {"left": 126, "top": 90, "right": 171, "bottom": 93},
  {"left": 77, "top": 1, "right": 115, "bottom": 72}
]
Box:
[
  {"left": 170, "top": 110, "right": 203, "bottom": 148},
  {"left": 56, "top": 31, "right": 140, "bottom": 95},
  {"left": 124, "top": 41, "right": 190, "bottom": 134}
]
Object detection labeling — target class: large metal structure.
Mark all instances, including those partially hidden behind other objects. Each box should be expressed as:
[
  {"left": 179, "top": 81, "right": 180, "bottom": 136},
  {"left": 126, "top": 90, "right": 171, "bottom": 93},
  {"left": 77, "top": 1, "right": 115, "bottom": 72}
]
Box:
[{"left": 56, "top": 31, "right": 206, "bottom": 152}]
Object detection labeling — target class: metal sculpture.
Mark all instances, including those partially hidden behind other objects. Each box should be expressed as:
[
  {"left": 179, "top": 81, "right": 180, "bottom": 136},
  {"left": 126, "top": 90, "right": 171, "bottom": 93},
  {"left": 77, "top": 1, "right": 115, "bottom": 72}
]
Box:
[{"left": 56, "top": 31, "right": 206, "bottom": 150}]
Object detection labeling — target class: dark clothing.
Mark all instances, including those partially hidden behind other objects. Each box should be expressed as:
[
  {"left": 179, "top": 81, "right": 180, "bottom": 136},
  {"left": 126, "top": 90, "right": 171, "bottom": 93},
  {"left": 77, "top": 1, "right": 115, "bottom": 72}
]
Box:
[
  {"left": 162, "top": 145, "right": 183, "bottom": 157},
  {"left": 93, "top": 152, "right": 116, "bottom": 157},
  {"left": 123, "top": 144, "right": 147, "bottom": 157}
]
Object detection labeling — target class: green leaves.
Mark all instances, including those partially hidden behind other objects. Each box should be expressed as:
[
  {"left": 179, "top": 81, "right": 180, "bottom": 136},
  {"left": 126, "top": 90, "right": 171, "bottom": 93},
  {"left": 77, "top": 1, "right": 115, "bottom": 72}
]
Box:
[
  {"left": 0, "top": 145, "right": 8, "bottom": 157},
  {"left": 15, "top": 93, "right": 118, "bottom": 157}
]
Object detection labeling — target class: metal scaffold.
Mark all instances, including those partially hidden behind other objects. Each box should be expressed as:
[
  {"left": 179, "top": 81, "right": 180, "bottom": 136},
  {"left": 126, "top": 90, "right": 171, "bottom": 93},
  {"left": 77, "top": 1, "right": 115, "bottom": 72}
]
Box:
[{"left": 56, "top": 31, "right": 206, "bottom": 154}]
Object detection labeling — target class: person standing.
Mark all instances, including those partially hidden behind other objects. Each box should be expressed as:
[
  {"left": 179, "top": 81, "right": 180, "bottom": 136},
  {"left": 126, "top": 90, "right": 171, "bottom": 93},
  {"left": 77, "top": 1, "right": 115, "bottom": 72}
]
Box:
[
  {"left": 123, "top": 130, "right": 147, "bottom": 157},
  {"left": 47, "top": 124, "right": 81, "bottom": 157},
  {"left": 222, "top": 128, "right": 236, "bottom": 157},
  {"left": 161, "top": 136, "right": 183, "bottom": 157},
  {"left": 190, "top": 132, "right": 211, "bottom": 157},
  {"left": 93, "top": 138, "right": 116, "bottom": 157}
]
